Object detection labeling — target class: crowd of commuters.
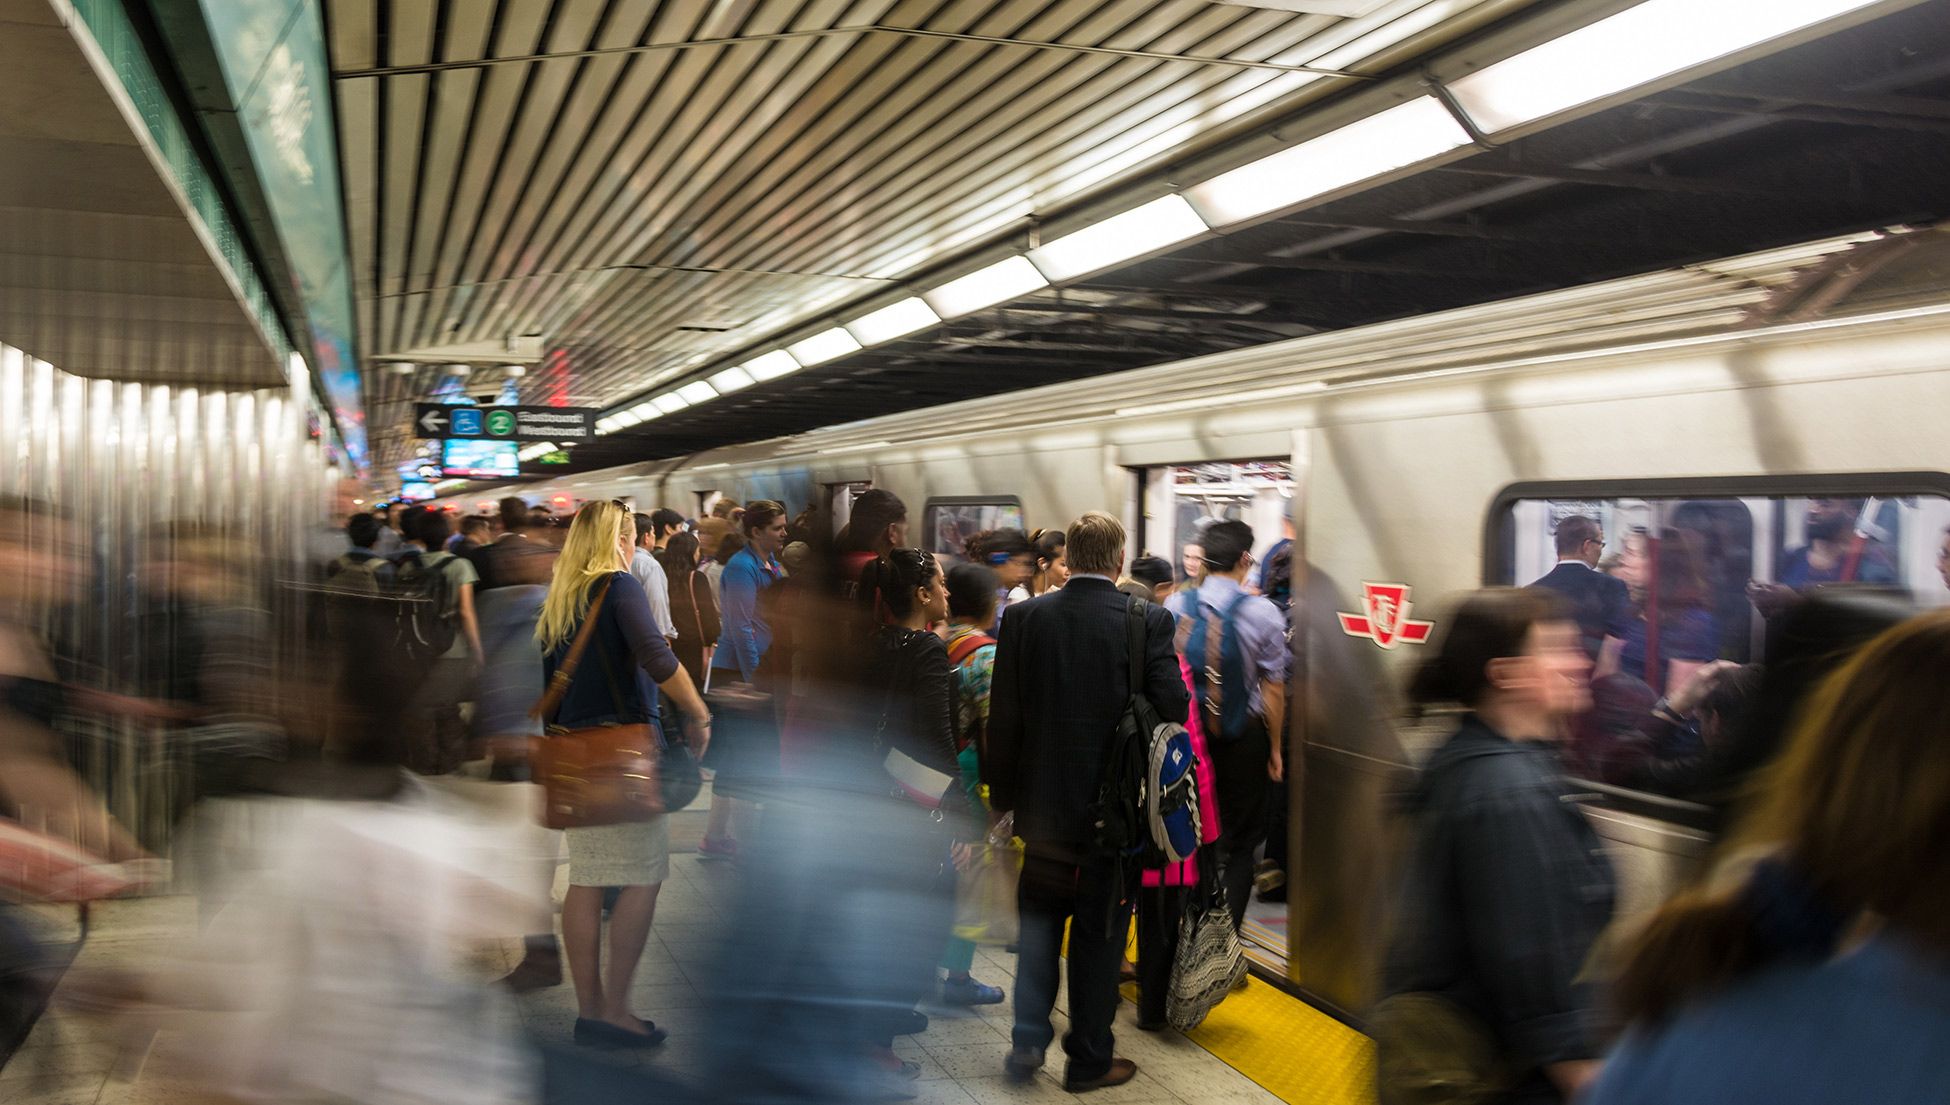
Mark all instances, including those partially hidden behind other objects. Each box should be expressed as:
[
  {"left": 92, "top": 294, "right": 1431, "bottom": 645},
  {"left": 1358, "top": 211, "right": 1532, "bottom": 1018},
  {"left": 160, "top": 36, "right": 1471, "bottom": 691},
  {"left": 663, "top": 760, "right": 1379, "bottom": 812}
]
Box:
[{"left": 7, "top": 479, "right": 1950, "bottom": 1105}]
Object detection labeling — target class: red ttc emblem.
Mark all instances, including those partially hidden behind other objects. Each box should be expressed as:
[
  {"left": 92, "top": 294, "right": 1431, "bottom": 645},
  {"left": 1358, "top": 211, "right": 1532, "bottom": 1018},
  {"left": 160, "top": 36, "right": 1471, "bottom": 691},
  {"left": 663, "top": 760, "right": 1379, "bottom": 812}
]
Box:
[{"left": 1339, "top": 582, "right": 1435, "bottom": 649}]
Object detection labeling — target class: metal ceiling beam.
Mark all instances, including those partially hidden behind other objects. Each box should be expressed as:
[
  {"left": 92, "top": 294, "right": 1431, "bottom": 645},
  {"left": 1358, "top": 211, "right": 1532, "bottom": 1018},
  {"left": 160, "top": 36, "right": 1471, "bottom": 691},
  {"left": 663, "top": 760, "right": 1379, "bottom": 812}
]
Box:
[
  {"left": 1644, "top": 90, "right": 1950, "bottom": 133},
  {"left": 1684, "top": 83, "right": 1950, "bottom": 121},
  {"left": 1156, "top": 251, "right": 1498, "bottom": 278},
  {"left": 1433, "top": 161, "right": 1793, "bottom": 197},
  {"left": 1263, "top": 215, "right": 1576, "bottom": 244},
  {"left": 331, "top": 25, "right": 1364, "bottom": 80}
]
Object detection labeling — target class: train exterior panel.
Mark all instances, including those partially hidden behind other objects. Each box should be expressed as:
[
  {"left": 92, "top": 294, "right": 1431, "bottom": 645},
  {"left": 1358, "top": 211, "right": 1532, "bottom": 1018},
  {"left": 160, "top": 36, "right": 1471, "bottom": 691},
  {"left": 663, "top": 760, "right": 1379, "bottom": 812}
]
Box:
[{"left": 498, "top": 243, "right": 1950, "bottom": 1018}]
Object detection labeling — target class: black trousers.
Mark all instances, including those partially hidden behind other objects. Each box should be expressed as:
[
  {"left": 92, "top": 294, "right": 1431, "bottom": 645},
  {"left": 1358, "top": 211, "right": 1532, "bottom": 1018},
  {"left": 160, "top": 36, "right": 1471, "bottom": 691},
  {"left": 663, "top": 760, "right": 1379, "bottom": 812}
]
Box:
[
  {"left": 1135, "top": 885, "right": 1187, "bottom": 1027},
  {"left": 1208, "top": 716, "right": 1271, "bottom": 932},
  {"left": 1013, "top": 844, "right": 1129, "bottom": 1080}
]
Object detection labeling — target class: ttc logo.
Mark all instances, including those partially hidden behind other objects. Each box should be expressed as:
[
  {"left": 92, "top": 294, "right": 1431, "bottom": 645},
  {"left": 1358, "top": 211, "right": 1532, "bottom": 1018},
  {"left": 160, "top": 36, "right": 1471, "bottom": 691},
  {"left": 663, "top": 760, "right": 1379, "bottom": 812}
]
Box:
[{"left": 1338, "top": 582, "right": 1434, "bottom": 650}]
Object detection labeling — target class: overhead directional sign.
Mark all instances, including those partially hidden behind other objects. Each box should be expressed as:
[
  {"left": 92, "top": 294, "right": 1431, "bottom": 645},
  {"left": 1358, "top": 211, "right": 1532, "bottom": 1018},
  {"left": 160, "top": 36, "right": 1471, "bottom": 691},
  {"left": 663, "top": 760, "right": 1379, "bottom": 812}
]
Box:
[{"left": 414, "top": 404, "right": 595, "bottom": 443}]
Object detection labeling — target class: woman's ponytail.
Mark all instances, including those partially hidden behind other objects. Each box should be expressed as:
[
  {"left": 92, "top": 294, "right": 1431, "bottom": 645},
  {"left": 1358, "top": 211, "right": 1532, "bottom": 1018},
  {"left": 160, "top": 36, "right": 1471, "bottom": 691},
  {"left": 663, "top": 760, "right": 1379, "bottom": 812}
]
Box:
[{"left": 1613, "top": 858, "right": 1844, "bottom": 1025}]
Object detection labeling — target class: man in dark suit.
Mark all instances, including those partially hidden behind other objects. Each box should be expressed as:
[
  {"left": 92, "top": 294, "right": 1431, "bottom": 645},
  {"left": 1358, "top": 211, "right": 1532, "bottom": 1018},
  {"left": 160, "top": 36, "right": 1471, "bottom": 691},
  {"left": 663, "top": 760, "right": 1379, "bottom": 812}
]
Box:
[
  {"left": 987, "top": 511, "right": 1191, "bottom": 1093},
  {"left": 1529, "top": 514, "right": 1632, "bottom": 660}
]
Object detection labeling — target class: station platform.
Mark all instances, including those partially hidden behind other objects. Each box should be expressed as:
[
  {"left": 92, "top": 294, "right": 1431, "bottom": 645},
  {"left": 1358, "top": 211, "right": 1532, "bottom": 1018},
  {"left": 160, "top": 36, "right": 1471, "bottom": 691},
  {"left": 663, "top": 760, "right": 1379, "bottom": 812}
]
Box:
[{"left": 5, "top": 793, "right": 1373, "bottom": 1105}]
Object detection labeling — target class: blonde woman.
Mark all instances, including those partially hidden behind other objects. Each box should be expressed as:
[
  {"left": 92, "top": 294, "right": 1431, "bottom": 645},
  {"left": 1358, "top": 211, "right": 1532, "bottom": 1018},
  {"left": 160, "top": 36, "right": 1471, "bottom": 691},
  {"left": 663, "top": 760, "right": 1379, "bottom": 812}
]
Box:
[{"left": 536, "top": 501, "right": 712, "bottom": 1050}]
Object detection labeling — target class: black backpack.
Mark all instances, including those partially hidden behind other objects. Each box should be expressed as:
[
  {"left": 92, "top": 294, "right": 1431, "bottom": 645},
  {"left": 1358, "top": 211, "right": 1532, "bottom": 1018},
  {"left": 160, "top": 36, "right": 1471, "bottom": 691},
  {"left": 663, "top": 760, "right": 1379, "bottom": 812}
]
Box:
[
  {"left": 1088, "top": 597, "right": 1192, "bottom": 862},
  {"left": 392, "top": 551, "right": 458, "bottom": 661}
]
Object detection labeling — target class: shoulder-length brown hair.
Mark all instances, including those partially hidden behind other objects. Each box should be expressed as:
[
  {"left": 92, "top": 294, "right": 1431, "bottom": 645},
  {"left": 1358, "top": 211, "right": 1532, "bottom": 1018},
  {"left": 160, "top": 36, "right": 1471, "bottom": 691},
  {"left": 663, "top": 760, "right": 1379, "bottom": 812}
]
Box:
[{"left": 1613, "top": 609, "right": 1950, "bottom": 1024}]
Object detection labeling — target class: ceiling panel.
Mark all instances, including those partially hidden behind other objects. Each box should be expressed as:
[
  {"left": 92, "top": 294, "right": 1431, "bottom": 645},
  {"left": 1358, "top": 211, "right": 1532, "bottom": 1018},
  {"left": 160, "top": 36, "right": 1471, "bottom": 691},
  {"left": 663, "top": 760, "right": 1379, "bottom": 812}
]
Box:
[{"left": 327, "top": 0, "right": 1515, "bottom": 475}]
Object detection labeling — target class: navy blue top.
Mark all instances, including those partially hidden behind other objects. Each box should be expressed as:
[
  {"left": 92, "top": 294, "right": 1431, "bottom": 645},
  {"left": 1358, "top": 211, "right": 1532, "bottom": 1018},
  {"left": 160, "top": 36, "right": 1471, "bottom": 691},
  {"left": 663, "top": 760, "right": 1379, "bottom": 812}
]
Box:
[
  {"left": 541, "top": 572, "right": 681, "bottom": 728},
  {"left": 1618, "top": 608, "right": 1718, "bottom": 693},
  {"left": 1528, "top": 561, "right": 1632, "bottom": 660},
  {"left": 1589, "top": 934, "right": 1950, "bottom": 1105},
  {"left": 1777, "top": 543, "right": 1898, "bottom": 589}
]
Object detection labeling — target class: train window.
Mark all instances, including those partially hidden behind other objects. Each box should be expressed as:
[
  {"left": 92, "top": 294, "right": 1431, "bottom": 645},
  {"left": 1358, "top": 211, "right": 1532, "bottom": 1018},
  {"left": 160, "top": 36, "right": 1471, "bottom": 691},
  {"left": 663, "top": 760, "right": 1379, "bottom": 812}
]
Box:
[
  {"left": 1487, "top": 480, "right": 1950, "bottom": 803},
  {"left": 923, "top": 497, "right": 1025, "bottom": 558},
  {"left": 1140, "top": 460, "right": 1295, "bottom": 583}
]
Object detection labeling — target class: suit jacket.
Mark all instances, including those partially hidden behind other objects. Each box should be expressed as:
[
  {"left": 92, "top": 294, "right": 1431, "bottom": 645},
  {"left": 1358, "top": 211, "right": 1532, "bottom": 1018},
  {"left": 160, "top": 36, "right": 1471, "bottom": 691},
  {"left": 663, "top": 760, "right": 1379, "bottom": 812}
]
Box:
[
  {"left": 1529, "top": 561, "right": 1631, "bottom": 661},
  {"left": 986, "top": 576, "right": 1191, "bottom": 846}
]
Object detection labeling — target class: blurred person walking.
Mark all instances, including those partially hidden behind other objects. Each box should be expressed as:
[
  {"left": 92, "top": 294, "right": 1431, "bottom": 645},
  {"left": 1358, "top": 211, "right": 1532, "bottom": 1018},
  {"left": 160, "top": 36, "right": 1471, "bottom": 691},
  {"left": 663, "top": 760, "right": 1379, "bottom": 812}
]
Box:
[
  {"left": 1378, "top": 589, "right": 1612, "bottom": 1105},
  {"left": 706, "top": 502, "right": 788, "bottom": 850},
  {"left": 988, "top": 512, "right": 1189, "bottom": 1092},
  {"left": 328, "top": 513, "right": 397, "bottom": 590},
  {"left": 1588, "top": 609, "right": 1950, "bottom": 1105},
  {"left": 536, "top": 501, "right": 713, "bottom": 1049},
  {"left": 398, "top": 510, "right": 484, "bottom": 776},
  {"left": 855, "top": 549, "right": 980, "bottom": 1085},
  {"left": 478, "top": 497, "right": 556, "bottom": 592},
  {"left": 938, "top": 562, "right": 1007, "bottom": 1007}
]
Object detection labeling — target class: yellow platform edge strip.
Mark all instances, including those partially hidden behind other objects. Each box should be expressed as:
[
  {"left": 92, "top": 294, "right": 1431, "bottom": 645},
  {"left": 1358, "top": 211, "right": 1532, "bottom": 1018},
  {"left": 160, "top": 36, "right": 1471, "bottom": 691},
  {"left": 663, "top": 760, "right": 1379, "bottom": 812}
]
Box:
[{"left": 1113, "top": 922, "right": 1377, "bottom": 1104}]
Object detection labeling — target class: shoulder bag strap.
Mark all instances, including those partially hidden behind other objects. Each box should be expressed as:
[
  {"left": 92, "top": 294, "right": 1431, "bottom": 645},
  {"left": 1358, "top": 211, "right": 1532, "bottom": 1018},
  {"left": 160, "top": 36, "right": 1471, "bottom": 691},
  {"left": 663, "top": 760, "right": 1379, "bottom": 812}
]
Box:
[
  {"left": 687, "top": 573, "right": 707, "bottom": 643},
  {"left": 528, "top": 576, "right": 615, "bottom": 724},
  {"left": 1126, "top": 597, "right": 1146, "bottom": 702}
]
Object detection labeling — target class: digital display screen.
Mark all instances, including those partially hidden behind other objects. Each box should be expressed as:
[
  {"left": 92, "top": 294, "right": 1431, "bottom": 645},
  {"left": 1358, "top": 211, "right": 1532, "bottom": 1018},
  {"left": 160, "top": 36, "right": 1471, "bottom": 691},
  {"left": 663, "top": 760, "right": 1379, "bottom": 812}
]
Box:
[
  {"left": 442, "top": 438, "right": 520, "bottom": 479},
  {"left": 398, "top": 481, "right": 436, "bottom": 502}
]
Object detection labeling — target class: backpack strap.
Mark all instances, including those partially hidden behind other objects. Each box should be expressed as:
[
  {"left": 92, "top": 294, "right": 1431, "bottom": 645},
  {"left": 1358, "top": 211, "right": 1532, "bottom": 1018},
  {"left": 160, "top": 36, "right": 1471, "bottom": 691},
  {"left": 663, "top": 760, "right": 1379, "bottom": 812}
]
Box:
[
  {"left": 1201, "top": 598, "right": 1226, "bottom": 724},
  {"left": 1126, "top": 596, "right": 1147, "bottom": 700},
  {"left": 529, "top": 576, "right": 615, "bottom": 725},
  {"left": 946, "top": 631, "right": 996, "bottom": 668}
]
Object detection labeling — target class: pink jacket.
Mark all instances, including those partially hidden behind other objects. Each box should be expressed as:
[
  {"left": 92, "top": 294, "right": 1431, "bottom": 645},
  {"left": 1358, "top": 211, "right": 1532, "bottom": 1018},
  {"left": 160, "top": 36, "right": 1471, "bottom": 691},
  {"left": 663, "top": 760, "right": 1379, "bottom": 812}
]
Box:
[{"left": 1142, "top": 658, "right": 1222, "bottom": 888}]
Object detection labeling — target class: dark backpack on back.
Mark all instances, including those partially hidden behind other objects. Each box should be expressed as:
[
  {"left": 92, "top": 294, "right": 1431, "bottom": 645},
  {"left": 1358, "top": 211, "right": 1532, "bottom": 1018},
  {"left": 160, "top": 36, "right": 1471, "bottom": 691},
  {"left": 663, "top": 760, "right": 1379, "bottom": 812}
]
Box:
[
  {"left": 393, "top": 551, "right": 458, "bottom": 661},
  {"left": 1089, "top": 598, "right": 1199, "bottom": 863}
]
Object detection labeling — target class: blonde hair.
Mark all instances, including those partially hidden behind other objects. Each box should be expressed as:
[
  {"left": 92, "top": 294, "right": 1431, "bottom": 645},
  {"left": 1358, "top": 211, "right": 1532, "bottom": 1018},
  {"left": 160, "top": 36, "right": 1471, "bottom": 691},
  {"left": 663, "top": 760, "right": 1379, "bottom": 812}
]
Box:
[
  {"left": 1066, "top": 511, "right": 1125, "bottom": 577},
  {"left": 536, "top": 500, "right": 630, "bottom": 652},
  {"left": 1613, "top": 609, "right": 1950, "bottom": 1023}
]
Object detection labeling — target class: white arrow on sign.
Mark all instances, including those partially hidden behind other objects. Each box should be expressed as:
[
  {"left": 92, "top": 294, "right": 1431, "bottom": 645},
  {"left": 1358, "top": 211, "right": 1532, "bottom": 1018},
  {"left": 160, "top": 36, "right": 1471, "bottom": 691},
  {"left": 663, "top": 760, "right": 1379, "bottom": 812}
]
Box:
[{"left": 419, "top": 409, "right": 448, "bottom": 434}]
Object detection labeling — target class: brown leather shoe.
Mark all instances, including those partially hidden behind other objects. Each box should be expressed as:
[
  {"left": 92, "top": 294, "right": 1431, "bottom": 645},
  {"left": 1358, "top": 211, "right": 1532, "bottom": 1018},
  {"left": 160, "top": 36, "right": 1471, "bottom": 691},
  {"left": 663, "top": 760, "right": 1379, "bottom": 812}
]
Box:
[{"left": 1064, "top": 1058, "right": 1138, "bottom": 1093}]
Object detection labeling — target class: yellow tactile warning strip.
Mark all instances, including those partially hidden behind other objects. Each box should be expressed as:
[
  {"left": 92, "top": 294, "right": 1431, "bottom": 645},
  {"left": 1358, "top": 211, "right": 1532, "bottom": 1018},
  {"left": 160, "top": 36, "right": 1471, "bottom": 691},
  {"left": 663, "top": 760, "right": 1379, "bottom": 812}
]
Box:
[
  {"left": 1166, "top": 976, "right": 1376, "bottom": 1105},
  {"left": 1099, "top": 920, "right": 1377, "bottom": 1104}
]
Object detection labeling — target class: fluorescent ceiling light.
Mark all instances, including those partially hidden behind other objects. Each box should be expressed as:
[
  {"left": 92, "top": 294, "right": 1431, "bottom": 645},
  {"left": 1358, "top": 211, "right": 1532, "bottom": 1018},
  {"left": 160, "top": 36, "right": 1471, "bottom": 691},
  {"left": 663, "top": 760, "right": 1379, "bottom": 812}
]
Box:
[
  {"left": 1449, "top": 0, "right": 1884, "bottom": 133},
  {"left": 744, "top": 350, "right": 800, "bottom": 382},
  {"left": 818, "top": 440, "right": 892, "bottom": 455},
  {"left": 1027, "top": 195, "right": 1210, "bottom": 282},
  {"left": 923, "top": 256, "right": 1050, "bottom": 318},
  {"left": 676, "top": 381, "right": 718, "bottom": 405},
  {"left": 786, "top": 327, "right": 862, "bottom": 366},
  {"left": 628, "top": 401, "right": 659, "bottom": 420},
  {"left": 845, "top": 298, "right": 941, "bottom": 345},
  {"left": 611, "top": 409, "right": 644, "bottom": 429},
  {"left": 655, "top": 393, "right": 692, "bottom": 414},
  {"left": 594, "top": 419, "right": 616, "bottom": 434},
  {"left": 709, "top": 365, "right": 756, "bottom": 393},
  {"left": 1185, "top": 97, "right": 1471, "bottom": 227}
]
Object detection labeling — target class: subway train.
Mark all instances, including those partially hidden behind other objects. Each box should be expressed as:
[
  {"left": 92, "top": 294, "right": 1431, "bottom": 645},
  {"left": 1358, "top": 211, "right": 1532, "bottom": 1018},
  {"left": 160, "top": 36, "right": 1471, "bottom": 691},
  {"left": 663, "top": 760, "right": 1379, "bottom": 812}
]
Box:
[{"left": 444, "top": 222, "right": 1950, "bottom": 1018}]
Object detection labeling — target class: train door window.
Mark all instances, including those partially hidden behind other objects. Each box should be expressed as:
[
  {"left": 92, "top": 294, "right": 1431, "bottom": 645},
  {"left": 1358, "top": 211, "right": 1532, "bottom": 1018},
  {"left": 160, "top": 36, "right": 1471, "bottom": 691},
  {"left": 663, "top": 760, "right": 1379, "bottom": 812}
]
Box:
[
  {"left": 697, "top": 491, "right": 720, "bottom": 517},
  {"left": 1140, "top": 460, "right": 1295, "bottom": 583},
  {"left": 1487, "top": 480, "right": 1950, "bottom": 803},
  {"left": 923, "top": 497, "right": 1024, "bottom": 558},
  {"left": 827, "top": 482, "right": 871, "bottom": 535}
]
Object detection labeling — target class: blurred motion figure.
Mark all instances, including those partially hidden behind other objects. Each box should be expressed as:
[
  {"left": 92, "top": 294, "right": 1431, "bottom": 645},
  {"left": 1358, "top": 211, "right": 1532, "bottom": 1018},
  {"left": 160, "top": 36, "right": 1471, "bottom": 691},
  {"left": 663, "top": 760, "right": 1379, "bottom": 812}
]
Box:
[{"left": 1590, "top": 609, "right": 1950, "bottom": 1105}]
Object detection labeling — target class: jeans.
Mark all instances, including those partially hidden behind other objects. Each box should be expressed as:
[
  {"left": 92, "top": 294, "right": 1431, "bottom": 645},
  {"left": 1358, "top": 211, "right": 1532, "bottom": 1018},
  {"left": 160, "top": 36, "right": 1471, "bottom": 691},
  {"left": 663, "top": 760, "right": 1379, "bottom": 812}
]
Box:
[{"left": 1012, "top": 845, "right": 1129, "bottom": 1080}]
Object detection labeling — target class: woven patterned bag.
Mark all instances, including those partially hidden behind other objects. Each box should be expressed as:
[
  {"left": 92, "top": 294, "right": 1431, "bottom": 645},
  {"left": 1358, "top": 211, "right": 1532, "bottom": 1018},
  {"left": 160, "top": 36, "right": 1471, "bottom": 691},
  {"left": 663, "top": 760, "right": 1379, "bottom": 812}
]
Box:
[{"left": 1166, "top": 846, "right": 1248, "bottom": 1030}]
